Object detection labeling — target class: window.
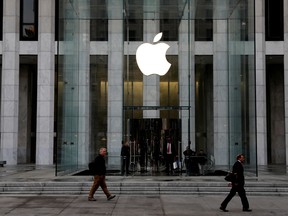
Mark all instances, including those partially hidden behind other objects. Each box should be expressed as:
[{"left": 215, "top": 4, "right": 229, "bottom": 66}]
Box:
[
  {"left": 160, "top": 18, "right": 178, "bottom": 41},
  {"left": 160, "top": 0, "right": 179, "bottom": 41},
  {"left": 265, "top": 0, "right": 283, "bottom": 41},
  {"left": 55, "top": 0, "right": 64, "bottom": 41},
  {"left": 124, "top": 0, "right": 143, "bottom": 41},
  {"left": 90, "top": 0, "right": 108, "bottom": 41},
  {"left": 0, "top": 0, "right": 2, "bottom": 40},
  {"left": 20, "top": 0, "right": 38, "bottom": 40},
  {"left": 195, "top": 19, "right": 213, "bottom": 41},
  {"left": 124, "top": 13, "right": 143, "bottom": 41}
]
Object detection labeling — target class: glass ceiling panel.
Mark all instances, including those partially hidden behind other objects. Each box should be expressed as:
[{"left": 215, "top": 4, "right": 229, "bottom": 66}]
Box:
[{"left": 62, "top": 0, "right": 245, "bottom": 20}]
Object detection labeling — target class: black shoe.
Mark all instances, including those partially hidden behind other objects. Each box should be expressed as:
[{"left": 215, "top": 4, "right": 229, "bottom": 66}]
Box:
[
  {"left": 243, "top": 209, "right": 252, "bottom": 212},
  {"left": 107, "top": 195, "right": 116, "bottom": 201},
  {"left": 220, "top": 206, "right": 228, "bottom": 212}
]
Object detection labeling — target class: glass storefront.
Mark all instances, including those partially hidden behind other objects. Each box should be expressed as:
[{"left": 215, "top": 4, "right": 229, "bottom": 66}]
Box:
[{"left": 57, "top": 0, "right": 255, "bottom": 176}]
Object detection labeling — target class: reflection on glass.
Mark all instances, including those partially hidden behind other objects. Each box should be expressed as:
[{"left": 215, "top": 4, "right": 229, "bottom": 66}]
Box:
[
  {"left": 195, "top": 55, "right": 213, "bottom": 155},
  {"left": 160, "top": 56, "right": 178, "bottom": 119},
  {"left": 195, "top": 19, "right": 213, "bottom": 41},
  {"left": 90, "top": 56, "right": 108, "bottom": 155}
]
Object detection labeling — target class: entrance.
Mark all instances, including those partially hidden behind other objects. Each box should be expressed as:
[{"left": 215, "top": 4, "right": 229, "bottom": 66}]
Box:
[
  {"left": 18, "top": 56, "right": 37, "bottom": 163},
  {"left": 127, "top": 118, "right": 181, "bottom": 175}
]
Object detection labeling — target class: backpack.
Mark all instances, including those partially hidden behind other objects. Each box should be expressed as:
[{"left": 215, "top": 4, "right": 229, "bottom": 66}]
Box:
[{"left": 88, "top": 160, "right": 96, "bottom": 174}]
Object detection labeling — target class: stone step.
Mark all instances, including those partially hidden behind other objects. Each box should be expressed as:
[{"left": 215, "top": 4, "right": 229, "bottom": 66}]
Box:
[{"left": 1, "top": 181, "right": 288, "bottom": 196}]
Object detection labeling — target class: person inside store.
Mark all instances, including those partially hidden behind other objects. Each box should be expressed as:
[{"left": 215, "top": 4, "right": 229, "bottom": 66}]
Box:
[
  {"left": 152, "top": 136, "right": 160, "bottom": 172},
  {"left": 183, "top": 145, "right": 193, "bottom": 176},
  {"left": 164, "top": 137, "right": 175, "bottom": 175},
  {"left": 88, "top": 147, "right": 116, "bottom": 201},
  {"left": 121, "top": 141, "right": 131, "bottom": 176},
  {"left": 197, "top": 149, "right": 207, "bottom": 175}
]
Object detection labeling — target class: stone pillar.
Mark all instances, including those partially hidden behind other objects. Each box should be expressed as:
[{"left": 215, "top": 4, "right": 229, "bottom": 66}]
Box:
[
  {"left": 179, "top": 20, "right": 191, "bottom": 152},
  {"left": 255, "top": 0, "right": 267, "bottom": 165},
  {"left": 284, "top": 0, "right": 288, "bottom": 166},
  {"left": 36, "top": 0, "right": 55, "bottom": 164},
  {"left": 178, "top": 1, "right": 195, "bottom": 153},
  {"left": 0, "top": 0, "right": 20, "bottom": 164},
  {"left": 213, "top": 0, "right": 229, "bottom": 165},
  {"left": 143, "top": 0, "right": 160, "bottom": 118},
  {"left": 107, "top": 0, "right": 123, "bottom": 166},
  {"left": 248, "top": 0, "right": 257, "bottom": 167}
]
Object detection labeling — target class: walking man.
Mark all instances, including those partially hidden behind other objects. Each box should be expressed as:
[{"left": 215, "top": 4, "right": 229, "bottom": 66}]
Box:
[
  {"left": 88, "top": 147, "right": 116, "bottom": 201},
  {"left": 220, "top": 154, "right": 252, "bottom": 212}
]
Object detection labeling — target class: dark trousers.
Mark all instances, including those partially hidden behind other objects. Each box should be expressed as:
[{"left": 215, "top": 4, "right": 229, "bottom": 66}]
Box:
[
  {"left": 121, "top": 156, "right": 130, "bottom": 175},
  {"left": 221, "top": 185, "right": 249, "bottom": 209},
  {"left": 165, "top": 154, "right": 174, "bottom": 174}
]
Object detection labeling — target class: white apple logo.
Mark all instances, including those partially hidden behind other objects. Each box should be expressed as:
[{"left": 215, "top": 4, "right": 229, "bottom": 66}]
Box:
[{"left": 136, "top": 32, "right": 171, "bottom": 76}]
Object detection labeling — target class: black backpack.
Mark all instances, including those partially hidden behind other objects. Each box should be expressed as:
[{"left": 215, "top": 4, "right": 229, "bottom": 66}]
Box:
[{"left": 88, "top": 160, "right": 96, "bottom": 174}]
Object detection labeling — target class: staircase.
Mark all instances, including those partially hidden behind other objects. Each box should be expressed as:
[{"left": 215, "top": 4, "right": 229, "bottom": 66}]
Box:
[{"left": 1, "top": 181, "right": 288, "bottom": 196}]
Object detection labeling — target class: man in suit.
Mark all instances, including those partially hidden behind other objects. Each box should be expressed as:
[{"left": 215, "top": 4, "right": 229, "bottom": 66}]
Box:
[{"left": 220, "top": 154, "right": 252, "bottom": 212}]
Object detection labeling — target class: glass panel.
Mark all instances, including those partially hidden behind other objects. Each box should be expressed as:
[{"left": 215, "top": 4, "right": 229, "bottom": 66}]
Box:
[
  {"left": 124, "top": 1, "right": 143, "bottom": 41},
  {"left": 57, "top": 0, "right": 256, "bottom": 176},
  {"left": 195, "top": 19, "right": 213, "bottom": 41},
  {"left": 124, "top": 55, "right": 143, "bottom": 119},
  {"left": 228, "top": 0, "right": 256, "bottom": 175},
  {"left": 195, "top": 55, "right": 213, "bottom": 157},
  {"left": 90, "top": 55, "right": 108, "bottom": 158},
  {"left": 160, "top": 56, "right": 179, "bottom": 119},
  {"left": 56, "top": 1, "right": 80, "bottom": 175},
  {"left": 90, "top": 0, "right": 108, "bottom": 41}
]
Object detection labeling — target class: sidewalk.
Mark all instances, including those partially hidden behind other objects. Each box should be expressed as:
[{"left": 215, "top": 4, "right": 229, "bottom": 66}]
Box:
[{"left": 0, "top": 194, "right": 287, "bottom": 215}]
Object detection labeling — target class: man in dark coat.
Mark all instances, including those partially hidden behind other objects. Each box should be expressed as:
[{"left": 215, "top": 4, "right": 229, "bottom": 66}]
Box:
[
  {"left": 220, "top": 154, "right": 252, "bottom": 212},
  {"left": 183, "top": 146, "right": 193, "bottom": 176},
  {"left": 121, "top": 141, "right": 130, "bottom": 176},
  {"left": 88, "top": 147, "right": 116, "bottom": 201}
]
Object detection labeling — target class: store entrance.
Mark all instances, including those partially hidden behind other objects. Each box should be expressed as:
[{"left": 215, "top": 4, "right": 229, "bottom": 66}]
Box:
[{"left": 127, "top": 119, "right": 181, "bottom": 176}]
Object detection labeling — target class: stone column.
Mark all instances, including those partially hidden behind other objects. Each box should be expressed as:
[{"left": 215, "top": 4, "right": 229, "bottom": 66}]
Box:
[
  {"left": 248, "top": 0, "right": 257, "bottom": 167},
  {"left": 213, "top": 0, "right": 229, "bottom": 165},
  {"left": 36, "top": 0, "right": 55, "bottom": 164},
  {"left": 107, "top": 0, "right": 123, "bottom": 166},
  {"left": 0, "top": 0, "right": 20, "bottom": 164},
  {"left": 143, "top": 0, "right": 160, "bottom": 118},
  {"left": 284, "top": 0, "right": 288, "bottom": 167},
  {"left": 178, "top": 1, "right": 195, "bottom": 153},
  {"left": 255, "top": 0, "right": 267, "bottom": 165}
]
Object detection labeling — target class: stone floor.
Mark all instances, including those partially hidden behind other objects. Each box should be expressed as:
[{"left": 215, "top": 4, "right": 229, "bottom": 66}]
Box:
[{"left": 0, "top": 194, "right": 287, "bottom": 216}]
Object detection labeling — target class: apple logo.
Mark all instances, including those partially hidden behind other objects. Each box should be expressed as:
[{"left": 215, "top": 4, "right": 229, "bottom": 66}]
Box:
[{"left": 136, "top": 32, "right": 171, "bottom": 76}]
